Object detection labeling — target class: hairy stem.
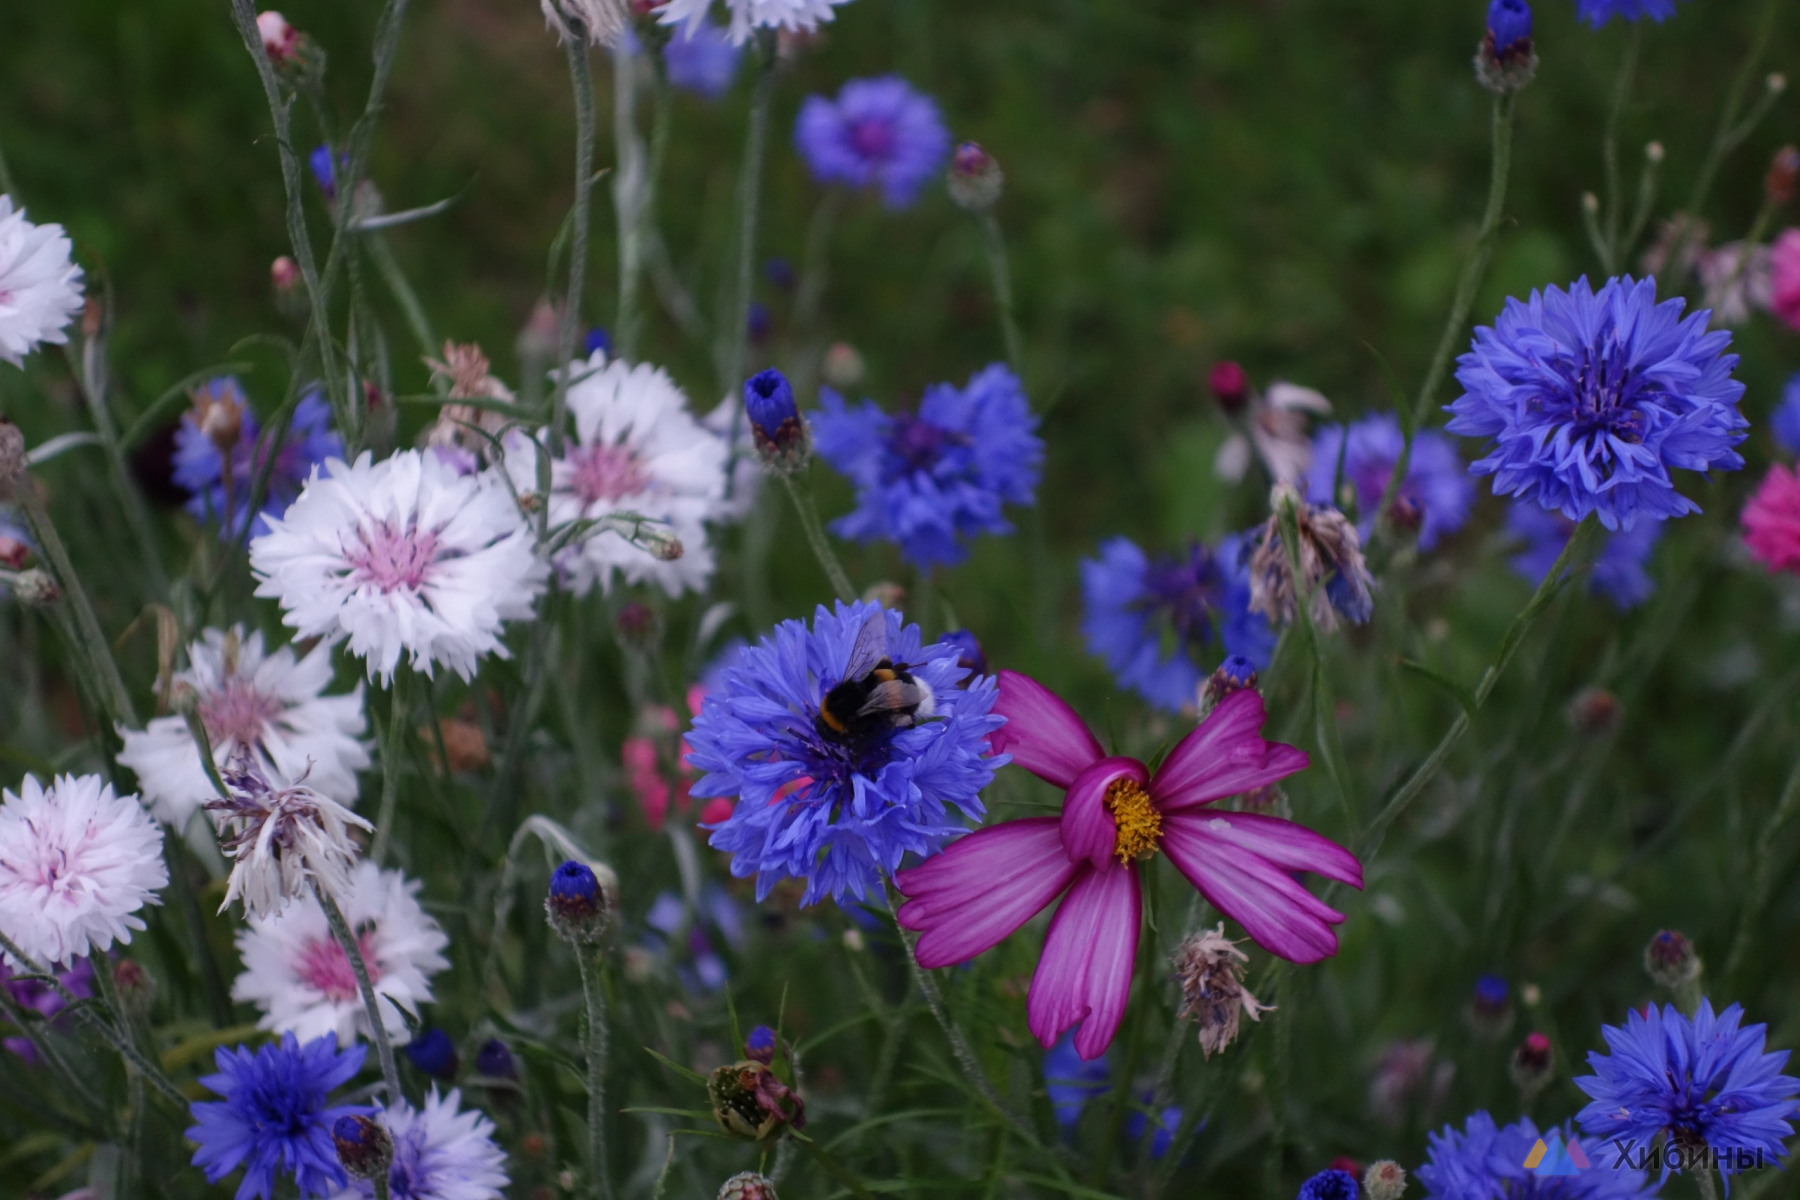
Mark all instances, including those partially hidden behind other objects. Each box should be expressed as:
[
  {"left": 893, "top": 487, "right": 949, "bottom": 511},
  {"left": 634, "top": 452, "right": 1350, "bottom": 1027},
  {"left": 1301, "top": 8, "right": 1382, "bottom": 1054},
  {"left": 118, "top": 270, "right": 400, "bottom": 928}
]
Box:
[
  {"left": 575, "top": 943, "right": 614, "bottom": 1200},
  {"left": 312, "top": 880, "right": 403, "bottom": 1103},
  {"left": 778, "top": 472, "right": 856, "bottom": 602},
  {"left": 552, "top": 27, "right": 598, "bottom": 456},
  {"left": 1600, "top": 25, "right": 1642, "bottom": 273},
  {"left": 370, "top": 670, "right": 411, "bottom": 865},
  {"left": 978, "top": 211, "right": 1025, "bottom": 377},
  {"left": 720, "top": 31, "right": 778, "bottom": 396},
  {"left": 611, "top": 41, "right": 647, "bottom": 363}
]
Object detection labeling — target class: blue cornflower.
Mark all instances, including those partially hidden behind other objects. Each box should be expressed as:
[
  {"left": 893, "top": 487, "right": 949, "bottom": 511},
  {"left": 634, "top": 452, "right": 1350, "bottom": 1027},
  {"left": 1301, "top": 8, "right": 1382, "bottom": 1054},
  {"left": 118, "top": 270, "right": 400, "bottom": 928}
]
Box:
[
  {"left": 1306, "top": 413, "right": 1473, "bottom": 551},
  {"left": 173, "top": 381, "right": 341, "bottom": 539},
  {"left": 1576, "top": 0, "right": 1682, "bottom": 26},
  {"left": 186, "top": 1033, "right": 373, "bottom": 1200},
  {"left": 1419, "top": 1111, "right": 1656, "bottom": 1198},
  {"left": 1772, "top": 373, "right": 1800, "bottom": 455},
  {"left": 663, "top": 20, "right": 739, "bottom": 99},
  {"left": 1297, "top": 1170, "right": 1359, "bottom": 1200},
  {"left": 1575, "top": 1000, "right": 1800, "bottom": 1186},
  {"left": 814, "top": 364, "right": 1041, "bottom": 568},
  {"left": 686, "top": 600, "right": 1006, "bottom": 905},
  {"left": 1044, "top": 1031, "right": 1109, "bottom": 1132},
  {"left": 1447, "top": 276, "right": 1746, "bottom": 532},
  {"left": 1126, "top": 1094, "right": 1183, "bottom": 1159},
  {"left": 1080, "top": 536, "right": 1277, "bottom": 713},
  {"left": 1507, "top": 500, "right": 1664, "bottom": 609},
  {"left": 794, "top": 76, "right": 952, "bottom": 209}
]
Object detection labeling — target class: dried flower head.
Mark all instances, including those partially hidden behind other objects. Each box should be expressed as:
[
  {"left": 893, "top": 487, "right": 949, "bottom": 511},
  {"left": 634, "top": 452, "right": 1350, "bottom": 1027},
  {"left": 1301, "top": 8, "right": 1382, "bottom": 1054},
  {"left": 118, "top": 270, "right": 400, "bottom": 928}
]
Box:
[
  {"left": 1173, "top": 924, "right": 1273, "bottom": 1058},
  {"left": 708, "top": 1059, "right": 807, "bottom": 1142},
  {"left": 205, "top": 750, "right": 372, "bottom": 919},
  {"left": 1245, "top": 483, "right": 1375, "bottom": 633}
]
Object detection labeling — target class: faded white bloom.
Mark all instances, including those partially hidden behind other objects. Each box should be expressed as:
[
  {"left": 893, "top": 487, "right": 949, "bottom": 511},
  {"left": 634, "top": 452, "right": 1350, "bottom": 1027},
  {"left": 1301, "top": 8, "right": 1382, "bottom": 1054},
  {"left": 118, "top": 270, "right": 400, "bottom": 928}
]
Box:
[
  {"left": 1173, "top": 924, "right": 1272, "bottom": 1058},
  {"left": 0, "top": 774, "right": 167, "bottom": 967},
  {"left": 0, "top": 196, "right": 85, "bottom": 368},
  {"left": 250, "top": 449, "right": 548, "bottom": 684},
  {"left": 233, "top": 860, "right": 449, "bottom": 1046},
  {"left": 658, "top": 0, "right": 855, "bottom": 47},
  {"left": 118, "top": 626, "right": 369, "bottom": 834},
  {"left": 1214, "top": 381, "right": 1331, "bottom": 486},
  {"left": 1697, "top": 240, "right": 1773, "bottom": 328},
  {"left": 206, "top": 752, "right": 371, "bottom": 919}
]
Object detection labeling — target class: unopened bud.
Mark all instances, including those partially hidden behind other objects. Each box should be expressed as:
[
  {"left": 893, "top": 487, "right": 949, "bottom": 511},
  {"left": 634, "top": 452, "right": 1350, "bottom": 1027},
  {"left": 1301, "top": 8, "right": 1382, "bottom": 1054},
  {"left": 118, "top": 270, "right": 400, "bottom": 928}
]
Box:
[
  {"left": 821, "top": 341, "right": 865, "bottom": 389},
  {"left": 1568, "top": 687, "right": 1621, "bottom": 735},
  {"left": 1509, "top": 1031, "right": 1554, "bottom": 1100},
  {"left": 743, "top": 369, "right": 809, "bottom": 473},
  {"left": 518, "top": 298, "right": 562, "bottom": 362},
  {"left": 1645, "top": 141, "right": 1665, "bottom": 164},
  {"left": 111, "top": 958, "right": 155, "bottom": 1018},
  {"left": 1769, "top": 72, "right": 1787, "bottom": 96},
  {"left": 475, "top": 1037, "right": 517, "bottom": 1081},
  {"left": 270, "top": 256, "right": 300, "bottom": 292},
  {"left": 1386, "top": 494, "right": 1423, "bottom": 536},
  {"left": 1474, "top": 0, "right": 1538, "bottom": 95},
  {"left": 0, "top": 419, "right": 26, "bottom": 495},
  {"left": 615, "top": 601, "right": 660, "bottom": 648},
  {"left": 719, "top": 1172, "right": 779, "bottom": 1200},
  {"left": 1582, "top": 191, "right": 1601, "bottom": 216},
  {"left": 652, "top": 533, "right": 684, "bottom": 562},
  {"left": 1208, "top": 360, "right": 1249, "bottom": 414},
  {"left": 404, "top": 1027, "right": 460, "bottom": 1080},
  {"left": 257, "top": 11, "right": 300, "bottom": 63},
  {"left": 1198, "top": 655, "right": 1258, "bottom": 717},
  {"left": 1364, "top": 1160, "right": 1407, "bottom": 1200},
  {"left": 1767, "top": 145, "right": 1799, "bottom": 207},
  {"left": 745, "top": 1025, "right": 776, "bottom": 1065},
  {"left": 947, "top": 141, "right": 1004, "bottom": 212},
  {"left": 545, "top": 859, "right": 617, "bottom": 944},
  {"left": 708, "top": 1060, "right": 806, "bottom": 1142},
  {"left": 332, "top": 1114, "right": 394, "bottom": 1180},
  {"left": 10, "top": 569, "right": 59, "bottom": 607},
  {"left": 1644, "top": 929, "right": 1701, "bottom": 990},
  {"left": 1467, "top": 974, "right": 1514, "bottom": 1039}
]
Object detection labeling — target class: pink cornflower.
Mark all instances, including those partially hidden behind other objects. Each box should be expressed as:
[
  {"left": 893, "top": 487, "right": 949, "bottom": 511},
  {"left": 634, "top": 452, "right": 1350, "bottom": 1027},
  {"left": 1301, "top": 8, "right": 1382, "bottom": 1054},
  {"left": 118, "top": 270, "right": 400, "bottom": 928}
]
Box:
[
  {"left": 895, "top": 671, "right": 1360, "bottom": 1060},
  {"left": 1743, "top": 463, "right": 1800, "bottom": 574},
  {"left": 1772, "top": 228, "right": 1800, "bottom": 332}
]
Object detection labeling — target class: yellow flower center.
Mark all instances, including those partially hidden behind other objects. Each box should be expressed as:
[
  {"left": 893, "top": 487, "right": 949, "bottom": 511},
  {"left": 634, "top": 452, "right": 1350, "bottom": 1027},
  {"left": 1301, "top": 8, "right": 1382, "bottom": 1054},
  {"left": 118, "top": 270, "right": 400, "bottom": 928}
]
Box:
[{"left": 1105, "top": 777, "right": 1163, "bottom": 863}]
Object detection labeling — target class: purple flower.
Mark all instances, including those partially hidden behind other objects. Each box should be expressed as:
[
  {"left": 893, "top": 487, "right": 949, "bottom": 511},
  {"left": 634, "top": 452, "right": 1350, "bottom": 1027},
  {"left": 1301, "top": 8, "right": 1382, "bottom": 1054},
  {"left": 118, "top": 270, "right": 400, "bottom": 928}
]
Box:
[
  {"left": 813, "top": 364, "right": 1042, "bottom": 568},
  {"left": 1306, "top": 413, "right": 1473, "bottom": 551},
  {"left": 663, "top": 20, "right": 740, "bottom": 100},
  {"left": 794, "top": 76, "right": 951, "bottom": 209},
  {"left": 1507, "top": 500, "right": 1663, "bottom": 609},
  {"left": 1772, "top": 372, "right": 1800, "bottom": 455},
  {"left": 1446, "top": 276, "right": 1746, "bottom": 532},
  {"left": 173, "top": 382, "right": 342, "bottom": 539},
  {"left": 1419, "top": 1111, "right": 1656, "bottom": 1198},
  {"left": 1, "top": 955, "right": 93, "bottom": 1062},
  {"left": 896, "top": 671, "right": 1357, "bottom": 1060}
]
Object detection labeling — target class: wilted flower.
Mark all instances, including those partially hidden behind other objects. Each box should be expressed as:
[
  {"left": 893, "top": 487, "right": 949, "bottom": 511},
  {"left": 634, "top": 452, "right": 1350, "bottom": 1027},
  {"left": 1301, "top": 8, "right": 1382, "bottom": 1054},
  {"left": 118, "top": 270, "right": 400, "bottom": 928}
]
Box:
[
  {"left": 1173, "top": 924, "right": 1273, "bottom": 1057},
  {"left": 1244, "top": 484, "right": 1375, "bottom": 632},
  {"left": 795, "top": 76, "right": 950, "bottom": 209},
  {"left": 206, "top": 751, "right": 372, "bottom": 919},
  {"left": 0, "top": 196, "right": 85, "bottom": 367},
  {"left": 708, "top": 1059, "right": 806, "bottom": 1142},
  {"left": 1768, "top": 145, "right": 1800, "bottom": 206},
  {"left": 173, "top": 382, "right": 342, "bottom": 539}
]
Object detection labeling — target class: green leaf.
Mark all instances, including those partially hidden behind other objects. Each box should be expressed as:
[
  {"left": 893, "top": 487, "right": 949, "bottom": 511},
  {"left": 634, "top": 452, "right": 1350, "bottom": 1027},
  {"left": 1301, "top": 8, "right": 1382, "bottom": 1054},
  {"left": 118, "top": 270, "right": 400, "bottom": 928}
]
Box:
[
  {"left": 643, "top": 1045, "right": 710, "bottom": 1084},
  {"left": 1397, "top": 658, "right": 1479, "bottom": 718}
]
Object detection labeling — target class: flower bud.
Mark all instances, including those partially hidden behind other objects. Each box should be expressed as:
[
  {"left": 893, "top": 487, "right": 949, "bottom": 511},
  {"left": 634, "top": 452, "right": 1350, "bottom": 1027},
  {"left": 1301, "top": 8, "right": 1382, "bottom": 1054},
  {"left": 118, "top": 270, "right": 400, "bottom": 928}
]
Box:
[
  {"left": 1644, "top": 929, "right": 1701, "bottom": 990},
  {"left": 546, "top": 859, "right": 616, "bottom": 944},
  {"left": 405, "top": 1027, "right": 460, "bottom": 1079},
  {"left": 518, "top": 298, "right": 562, "bottom": 363},
  {"left": 0, "top": 533, "right": 28, "bottom": 570},
  {"left": 1509, "top": 1031, "right": 1554, "bottom": 1100},
  {"left": 1767, "top": 145, "right": 1799, "bottom": 207},
  {"left": 745, "top": 1025, "right": 776, "bottom": 1065},
  {"left": 947, "top": 142, "right": 1004, "bottom": 212},
  {"left": 1198, "top": 655, "right": 1258, "bottom": 717},
  {"left": 743, "top": 369, "right": 810, "bottom": 473},
  {"left": 1475, "top": 0, "right": 1537, "bottom": 94},
  {"left": 475, "top": 1037, "right": 517, "bottom": 1081},
  {"left": 1364, "top": 1160, "right": 1408, "bottom": 1200},
  {"left": 585, "top": 326, "right": 613, "bottom": 360},
  {"left": 1385, "top": 493, "right": 1423, "bottom": 536},
  {"left": 1770, "top": 72, "right": 1788, "bottom": 96},
  {"left": 111, "top": 958, "right": 155, "bottom": 1019},
  {"left": 1208, "top": 360, "right": 1249, "bottom": 415},
  {"left": 652, "top": 532, "right": 684, "bottom": 561},
  {"left": 11, "top": 569, "right": 60, "bottom": 607},
  {"left": 332, "top": 1114, "right": 394, "bottom": 1180},
  {"left": 0, "top": 418, "right": 26, "bottom": 497},
  {"left": 257, "top": 11, "right": 300, "bottom": 63},
  {"left": 1298, "top": 1168, "right": 1359, "bottom": 1200},
  {"left": 1568, "top": 687, "right": 1621, "bottom": 736},
  {"left": 309, "top": 144, "right": 344, "bottom": 204},
  {"left": 1645, "top": 141, "right": 1665, "bottom": 165},
  {"left": 615, "top": 601, "right": 660, "bottom": 649},
  {"left": 719, "top": 1172, "right": 779, "bottom": 1200},
  {"left": 707, "top": 1060, "right": 806, "bottom": 1142},
  {"left": 1467, "top": 974, "right": 1514, "bottom": 1039},
  {"left": 821, "top": 342, "right": 866, "bottom": 389}
]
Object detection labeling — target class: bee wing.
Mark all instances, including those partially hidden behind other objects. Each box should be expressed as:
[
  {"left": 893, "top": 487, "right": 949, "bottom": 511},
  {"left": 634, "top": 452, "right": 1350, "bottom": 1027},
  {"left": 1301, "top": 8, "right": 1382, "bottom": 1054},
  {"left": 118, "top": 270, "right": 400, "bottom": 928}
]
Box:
[
  {"left": 840, "top": 610, "right": 890, "bottom": 681},
  {"left": 857, "top": 678, "right": 926, "bottom": 719}
]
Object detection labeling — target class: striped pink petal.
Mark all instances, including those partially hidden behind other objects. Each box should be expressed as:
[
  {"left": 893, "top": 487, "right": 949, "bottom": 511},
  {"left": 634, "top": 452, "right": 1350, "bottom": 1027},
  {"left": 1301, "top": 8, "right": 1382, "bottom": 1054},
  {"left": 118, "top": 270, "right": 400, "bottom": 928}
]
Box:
[
  {"left": 894, "top": 817, "right": 1079, "bottom": 968},
  {"left": 1149, "top": 690, "right": 1309, "bottom": 812},
  {"left": 1161, "top": 812, "right": 1349, "bottom": 963},
  {"left": 1185, "top": 811, "right": 1362, "bottom": 888},
  {"left": 1026, "top": 860, "right": 1140, "bottom": 1061},
  {"left": 1060, "top": 756, "right": 1148, "bottom": 870},
  {"left": 992, "top": 670, "right": 1105, "bottom": 789}
]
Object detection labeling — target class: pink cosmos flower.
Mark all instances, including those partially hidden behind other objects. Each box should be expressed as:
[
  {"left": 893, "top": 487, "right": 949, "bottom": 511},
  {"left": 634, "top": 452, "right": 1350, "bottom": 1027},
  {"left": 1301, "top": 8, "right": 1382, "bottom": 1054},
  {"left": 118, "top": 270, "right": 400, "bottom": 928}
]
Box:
[
  {"left": 894, "top": 670, "right": 1361, "bottom": 1060},
  {"left": 1772, "top": 228, "right": 1800, "bottom": 332},
  {"left": 1743, "top": 463, "right": 1800, "bottom": 574}
]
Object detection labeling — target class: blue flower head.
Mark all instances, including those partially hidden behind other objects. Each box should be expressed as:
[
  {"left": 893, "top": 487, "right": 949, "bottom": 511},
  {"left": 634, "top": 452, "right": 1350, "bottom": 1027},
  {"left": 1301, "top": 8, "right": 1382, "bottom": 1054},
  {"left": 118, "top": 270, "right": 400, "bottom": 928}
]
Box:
[
  {"left": 1080, "top": 535, "right": 1277, "bottom": 714},
  {"left": 1507, "top": 500, "right": 1664, "bottom": 609},
  {"left": 404, "top": 1028, "right": 458, "bottom": 1079},
  {"left": 794, "top": 75, "right": 952, "bottom": 209},
  {"left": 1575, "top": 1000, "right": 1800, "bottom": 1185},
  {"left": 584, "top": 326, "right": 612, "bottom": 358},
  {"left": 1772, "top": 373, "right": 1800, "bottom": 456},
  {"left": 173, "top": 380, "right": 341, "bottom": 539},
  {"left": 1306, "top": 413, "right": 1473, "bottom": 551},
  {"left": 814, "top": 364, "right": 1042, "bottom": 568},
  {"left": 1044, "top": 1031, "right": 1109, "bottom": 1132},
  {"left": 686, "top": 600, "right": 1007, "bottom": 905},
  {"left": 1297, "top": 1170, "right": 1359, "bottom": 1200},
  {"left": 1576, "top": 0, "right": 1682, "bottom": 26},
  {"left": 663, "top": 19, "right": 739, "bottom": 99},
  {"left": 1419, "top": 1111, "right": 1657, "bottom": 1199},
  {"left": 1447, "top": 276, "right": 1746, "bottom": 532},
  {"left": 186, "top": 1033, "right": 372, "bottom": 1200},
  {"left": 1126, "top": 1094, "right": 1183, "bottom": 1159},
  {"left": 308, "top": 145, "right": 349, "bottom": 202},
  {"left": 1488, "top": 0, "right": 1533, "bottom": 52},
  {"left": 475, "top": 1038, "right": 515, "bottom": 1080}
]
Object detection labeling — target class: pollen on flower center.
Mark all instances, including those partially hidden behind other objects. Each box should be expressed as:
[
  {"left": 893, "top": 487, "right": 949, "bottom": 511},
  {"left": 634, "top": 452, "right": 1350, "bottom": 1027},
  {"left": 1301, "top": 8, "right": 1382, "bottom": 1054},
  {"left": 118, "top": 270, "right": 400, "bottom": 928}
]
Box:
[
  {"left": 570, "top": 442, "right": 651, "bottom": 505},
  {"left": 1105, "top": 778, "right": 1162, "bottom": 863},
  {"left": 347, "top": 520, "right": 440, "bottom": 593},
  {"left": 294, "top": 931, "right": 380, "bottom": 1002}
]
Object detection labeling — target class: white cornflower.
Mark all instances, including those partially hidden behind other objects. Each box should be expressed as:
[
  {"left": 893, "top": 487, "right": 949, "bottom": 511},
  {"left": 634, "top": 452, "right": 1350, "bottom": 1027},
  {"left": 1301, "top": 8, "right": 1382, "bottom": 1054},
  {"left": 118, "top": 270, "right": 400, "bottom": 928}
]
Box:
[
  {"left": 702, "top": 396, "right": 763, "bottom": 523},
  {"left": 328, "top": 1088, "right": 509, "bottom": 1200},
  {"left": 207, "top": 752, "right": 371, "bottom": 919},
  {"left": 504, "top": 352, "right": 727, "bottom": 597},
  {"left": 659, "top": 0, "right": 854, "bottom": 46},
  {"left": 0, "top": 774, "right": 167, "bottom": 967},
  {"left": 251, "top": 449, "right": 548, "bottom": 684},
  {"left": 118, "top": 626, "right": 370, "bottom": 835},
  {"left": 0, "top": 196, "right": 85, "bottom": 368},
  {"left": 1214, "top": 381, "right": 1332, "bottom": 487},
  {"left": 233, "top": 860, "right": 449, "bottom": 1046}
]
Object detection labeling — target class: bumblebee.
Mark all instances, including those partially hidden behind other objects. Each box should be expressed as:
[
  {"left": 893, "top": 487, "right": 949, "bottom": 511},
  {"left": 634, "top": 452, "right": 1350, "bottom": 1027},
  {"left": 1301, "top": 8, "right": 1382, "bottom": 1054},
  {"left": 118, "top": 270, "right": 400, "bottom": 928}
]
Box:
[{"left": 817, "top": 611, "right": 937, "bottom": 743}]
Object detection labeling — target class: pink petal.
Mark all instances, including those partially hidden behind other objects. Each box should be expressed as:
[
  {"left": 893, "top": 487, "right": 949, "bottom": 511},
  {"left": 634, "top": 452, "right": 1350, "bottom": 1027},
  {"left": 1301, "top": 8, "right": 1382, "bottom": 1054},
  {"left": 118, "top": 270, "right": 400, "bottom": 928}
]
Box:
[
  {"left": 1149, "top": 690, "right": 1309, "bottom": 811},
  {"left": 1027, "top": 861, "right": 1140, "bottom": 1060},
  {"left": 894, "top": 817, "right": 1080, "bottom": 968},
  {"left": 1161, "top": 812, "right": 1348, "bottom": 963},
  {"left": 1060, "top": 757, "right": 1148, "bottom": 870},
  {"left": 992, "top": 670, "right": 1104, "bottom": 789},
  {"left": 1185, "top": 811, "right": 1362, "bottom": 888}
]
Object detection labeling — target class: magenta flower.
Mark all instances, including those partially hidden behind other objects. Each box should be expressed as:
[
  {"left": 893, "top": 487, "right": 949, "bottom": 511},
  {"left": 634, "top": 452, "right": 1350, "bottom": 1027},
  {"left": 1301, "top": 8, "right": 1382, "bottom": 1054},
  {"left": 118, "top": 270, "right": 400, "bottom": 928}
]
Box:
[{"left": 895, "top": 670, "right": 1361, "bottom": 1060}]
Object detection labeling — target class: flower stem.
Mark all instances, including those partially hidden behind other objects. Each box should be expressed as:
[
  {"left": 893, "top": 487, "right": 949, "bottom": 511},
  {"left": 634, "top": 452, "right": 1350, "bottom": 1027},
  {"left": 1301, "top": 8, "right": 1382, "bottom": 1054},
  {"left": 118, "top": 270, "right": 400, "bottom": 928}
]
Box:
[
  {"left": 1725, "top": 753, "right": 1800, "bottom": 981},
  {"left": 1599, "top": 25, "right": 1642, "bottom": 274},
  {"left": 795, "top": 1136, "right": 879, "bottom": 1200},
  {"left": 778, "top": 472, "right": 856, "bottom": 602},
  {"left": 0, "top": 969, "right": 109, "bottom": 1122},
  {"left": 978, "top": 210, "right": 1025, "bottom": 378},
  {"left": 575, "top": 942, "right": 613, "bottom": 1200},
  {"left": 553, "top": 26, "right": 598, "bottom": 457},
  {"left": 1696, "top": 1166, "right": 1721, "bottom": 1200},
  {"left": 1674, "top": 0, "right": 1782, "bottom": 269},
  {"left": 370, "top": 670, "right": 411, "bottom": 866},
  {"left": 720, "top": 31, "right": 778, "bottom": 397},
  {"left": 311, "top": 879, "right": 403, "bottom": 1104},
  {"left": 611, "top": 41, "right": 647, "bottom": 363}
]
